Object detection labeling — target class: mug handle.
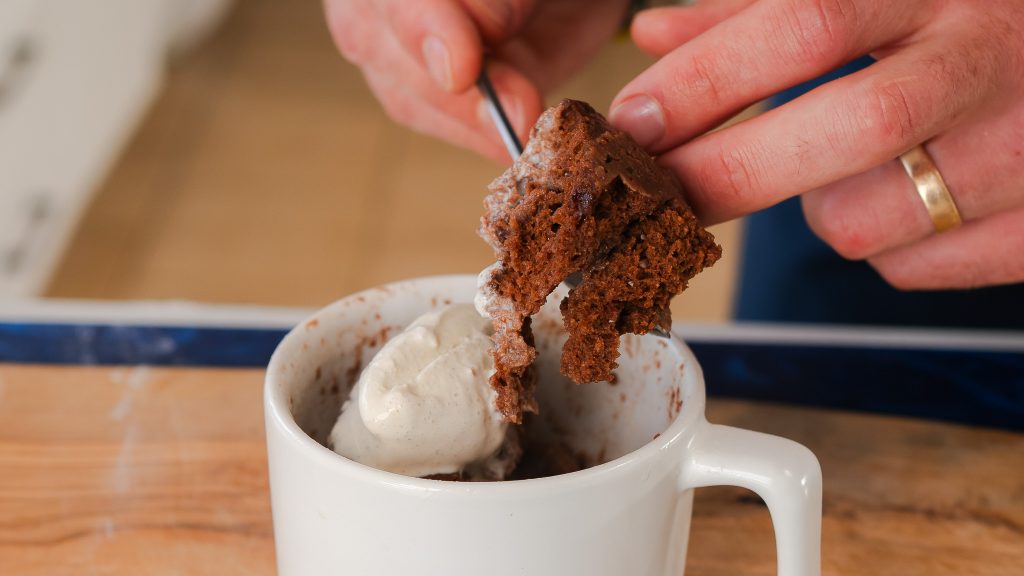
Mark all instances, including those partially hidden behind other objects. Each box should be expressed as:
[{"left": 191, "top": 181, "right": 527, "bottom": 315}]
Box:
[{"left": 681, "top": 419, "right": 822, "bottom": 576}]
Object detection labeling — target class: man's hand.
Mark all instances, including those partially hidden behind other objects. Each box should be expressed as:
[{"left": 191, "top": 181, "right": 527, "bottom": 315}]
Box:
[
  {"left": 614, "top": 0, "right": 1024, "bottom": 290},
  {"left": 324, "top": 0, "right": 630, "bottom": 163}
]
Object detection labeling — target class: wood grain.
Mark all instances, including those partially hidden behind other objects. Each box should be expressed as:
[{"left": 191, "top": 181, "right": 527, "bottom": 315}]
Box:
[
  {"left": 1, "top": 363, "right": 1020, "bottom": 575},
  {"left": 0, "top": 365, "right": 272, "bottom": 575}
]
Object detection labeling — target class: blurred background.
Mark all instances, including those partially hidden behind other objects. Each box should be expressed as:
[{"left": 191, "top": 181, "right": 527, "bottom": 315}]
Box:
[{"left": 2, "top": 0, "right": 742, "bottom": 322}]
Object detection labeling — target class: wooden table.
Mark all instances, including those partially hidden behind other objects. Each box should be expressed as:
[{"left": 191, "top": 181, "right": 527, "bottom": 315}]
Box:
[{"left": 2, "top": 364, "right": 1021, "bottom": 575}]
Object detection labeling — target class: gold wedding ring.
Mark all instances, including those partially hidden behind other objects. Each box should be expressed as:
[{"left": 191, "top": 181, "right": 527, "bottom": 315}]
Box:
[{"left": 899, "top": 145, "right": 962, "bottom": 233}]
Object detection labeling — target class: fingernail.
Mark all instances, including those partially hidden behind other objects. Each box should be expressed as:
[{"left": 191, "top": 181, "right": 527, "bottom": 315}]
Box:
[
  {"left": 610, "top": 94, "right": 665, "bottom": 148},
  {"left": 422, "top": 35, "right": 452, "bottom": 90}
]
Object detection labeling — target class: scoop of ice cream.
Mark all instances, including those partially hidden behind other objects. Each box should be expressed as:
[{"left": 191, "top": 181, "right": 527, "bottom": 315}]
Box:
[{"left": 329, "top": 304, "right": 510, "bottom": 478}]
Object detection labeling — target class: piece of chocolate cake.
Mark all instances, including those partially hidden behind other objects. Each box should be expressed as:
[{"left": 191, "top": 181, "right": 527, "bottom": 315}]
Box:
[{"left": 477, "top": 99, "right": 721, "bottom": 420}]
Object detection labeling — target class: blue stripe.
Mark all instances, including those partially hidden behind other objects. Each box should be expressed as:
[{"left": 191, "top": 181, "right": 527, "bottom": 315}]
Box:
[
  {"left": 1, "top": 323, "right": 1021, "bottom": 430},
  {"left": 0, "top": 323, "right": 286, "bottom": 368},
  {"left": 694, "top": 343, "right": 1024, "bottom": 431}
]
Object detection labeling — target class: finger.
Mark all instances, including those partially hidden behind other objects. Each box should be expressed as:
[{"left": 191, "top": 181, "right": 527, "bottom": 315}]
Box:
[
  {"left": 802, "top": 109, "right": 1024, "bottom": 260},
  {"left": 868, "top": 206, "right": 1024, "bottom": 290},
  {"left": 611, "top": 0, "right": 930, "bottom": 150},
  {"left": 631, "top": 0, "right": 756, "bottom": 57},
  {"left": 474, "top": 60, "right": 545, "bottom": 153},
  {"left": 365, "top": 70, "right": 510, "bottom": 163},
  {"left": 396, "top": 57, "right": 541, "bottom": 146},
  {"left": 365, "top": 59, "right": 543, "bottom": 162},
  {"left": 325, "top": 0, "right": 542, "bottom": 160},
  {"left": 324, "top": 0, "right": 379, "bottom": 65},
  {"left": 376, "top": 0, "right": 486, "bottom": 92},
  {"left": 456, "top": 0, "right": 536, "bottom": 43},
  {"left": 356, "top": 6, "right": 542, "bottom": 155},
  {"left": 661, "top": 35, "right": 1005, "bottom": 225},
  {"left": 494, "top": 4, "right": 625, "bottom": 94}
]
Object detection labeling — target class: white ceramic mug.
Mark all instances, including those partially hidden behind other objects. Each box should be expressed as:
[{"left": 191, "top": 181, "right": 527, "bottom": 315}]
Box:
[{"left": 265, "top": 275, "right": 821, "bottom": 576}]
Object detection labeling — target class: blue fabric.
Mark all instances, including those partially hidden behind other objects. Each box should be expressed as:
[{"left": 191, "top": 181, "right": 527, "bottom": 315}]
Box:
[
  {"left": 735, "top": 197, "right": 1024, "bottom": 328},
  {"left": 735, "top": 57, "right": 1024, "bottom": 329}
]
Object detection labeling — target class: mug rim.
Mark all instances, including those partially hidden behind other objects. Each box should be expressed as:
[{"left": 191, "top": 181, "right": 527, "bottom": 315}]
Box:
[{"left": 264, "top": 274, "right": 708, "bottom": 494}]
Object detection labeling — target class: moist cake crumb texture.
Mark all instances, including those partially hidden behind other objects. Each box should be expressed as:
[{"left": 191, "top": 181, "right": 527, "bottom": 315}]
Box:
[{"left": 478, "top": 99, "right": 721, "bottom": 421}]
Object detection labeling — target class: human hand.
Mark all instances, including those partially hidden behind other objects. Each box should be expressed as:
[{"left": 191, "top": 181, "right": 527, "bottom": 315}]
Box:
[
  {"left": 613, "top": 0, "right": 1024, "bottom": 290},
  {"left": 324, "top": 0, "right": 630, "bottom": 163}
]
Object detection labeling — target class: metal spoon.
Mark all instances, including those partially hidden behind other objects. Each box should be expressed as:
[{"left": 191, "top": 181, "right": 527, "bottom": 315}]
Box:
[{"left": 476, "top": 68, "right": 522, "bottom": 160}]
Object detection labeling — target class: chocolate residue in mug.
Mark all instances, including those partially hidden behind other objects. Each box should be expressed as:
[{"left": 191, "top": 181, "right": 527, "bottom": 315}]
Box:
[
  {"left": 511, "top": 433, "right": 590, "bottom": 480},
  {"left": 341, "top": 324, "right": 398, "bottom": 393},
  {"left": 667, "top": 386, "right": 683, "bottom": 421}
]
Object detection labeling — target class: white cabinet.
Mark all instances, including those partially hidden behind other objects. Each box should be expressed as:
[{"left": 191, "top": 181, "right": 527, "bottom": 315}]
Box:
[
  {"left": 0, "top": 0, "right": 168, "bottom": 297},
  {"left": 0, "top": 0, "right": 234, "bottom": 298}
]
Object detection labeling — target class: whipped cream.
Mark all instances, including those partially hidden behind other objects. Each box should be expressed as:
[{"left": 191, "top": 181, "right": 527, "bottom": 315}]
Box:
[
  {"left": 329, "top": 304, "right": 508, "bottom": 478},
  {"left": 473, "top": 262, "right": 506, "bottom": 319}
]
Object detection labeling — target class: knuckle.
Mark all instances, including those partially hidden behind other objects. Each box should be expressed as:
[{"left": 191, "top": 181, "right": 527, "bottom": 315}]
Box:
[
  {"left": 863, "top": 77, "right": 919, "bottom": 148},
  {"left": 666, "top": 53, "right": 727, "bottom": 109},
  {"left": 803, "top": 194, "right": 873, "bottom": 260},
  {"left": 774, "top": 0, "right": 857, "bottom": 66},
  {"left": 702, "top": 144, "right": 764, "bottom": 211},
  {"left": 381, "top": 2, "right": 430, "bottom": 57},
  {"left": 858, "top": 49, "right": 981, "bottom": 153},
  {"left": 326, "top": 2, "right": 369, "bottom": 64},
  {"left": 381, "top": 1, "right": 420, "bottom": 41},
  {"left": 334, "top": 28, "right": 364, "bottom": 63}
]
